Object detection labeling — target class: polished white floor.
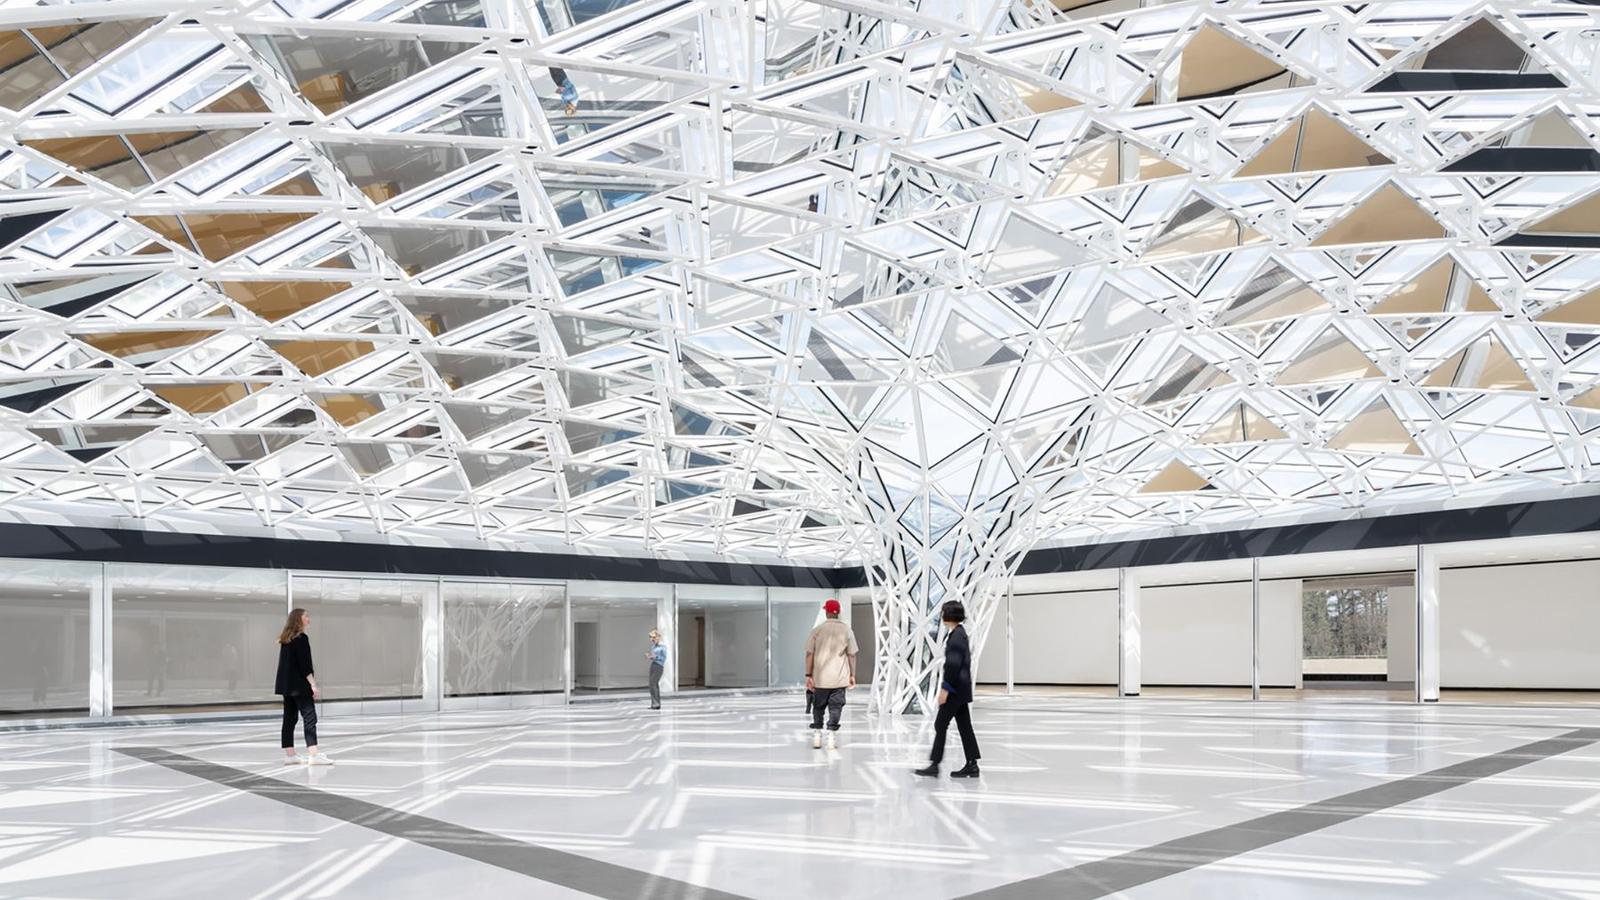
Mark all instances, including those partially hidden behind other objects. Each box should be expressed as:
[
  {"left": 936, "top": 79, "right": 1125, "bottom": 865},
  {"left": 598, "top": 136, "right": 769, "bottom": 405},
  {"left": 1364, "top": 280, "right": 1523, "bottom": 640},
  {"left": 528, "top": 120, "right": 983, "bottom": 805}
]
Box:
[{"left": 1, "top": 692, "right": 1598, "bottom": 899}]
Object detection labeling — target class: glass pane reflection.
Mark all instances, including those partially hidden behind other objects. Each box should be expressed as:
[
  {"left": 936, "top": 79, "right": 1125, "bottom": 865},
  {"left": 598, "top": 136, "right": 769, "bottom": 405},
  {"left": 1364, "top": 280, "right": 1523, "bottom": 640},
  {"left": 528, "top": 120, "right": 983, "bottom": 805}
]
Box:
[
  {"left": 443, "top": 581, "right": 564, "bottom": 697},
  {"left": 294, "top": 576, "right": 427, "bottom": 702},
  {"left": 0, "top": 560, "right": 96, "bottom": 716},
  {"left": 109, "top": 564, "right": 285, "bottom": 711}
]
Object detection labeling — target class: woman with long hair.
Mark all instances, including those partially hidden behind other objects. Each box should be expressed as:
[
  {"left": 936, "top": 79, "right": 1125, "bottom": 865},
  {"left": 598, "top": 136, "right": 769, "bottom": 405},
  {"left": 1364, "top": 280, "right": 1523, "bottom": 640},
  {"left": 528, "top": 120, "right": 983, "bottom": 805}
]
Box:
[{"left": 275, "top": 608, "right": 331, "bottom": 765}]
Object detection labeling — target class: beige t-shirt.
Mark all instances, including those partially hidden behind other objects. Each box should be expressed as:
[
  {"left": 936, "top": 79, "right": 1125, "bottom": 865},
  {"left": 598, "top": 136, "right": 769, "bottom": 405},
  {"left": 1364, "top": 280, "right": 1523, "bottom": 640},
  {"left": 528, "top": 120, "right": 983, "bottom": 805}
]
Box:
[{"left": 805, "top": 619, "right": 859, "bottom": 689}]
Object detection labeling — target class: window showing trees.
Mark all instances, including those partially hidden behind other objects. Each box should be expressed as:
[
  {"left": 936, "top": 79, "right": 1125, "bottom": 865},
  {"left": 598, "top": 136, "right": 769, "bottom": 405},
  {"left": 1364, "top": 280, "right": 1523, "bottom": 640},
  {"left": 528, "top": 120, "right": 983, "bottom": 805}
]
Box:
[{"left": 1303, "top": 586, "right": 1388, "bottom": 660}]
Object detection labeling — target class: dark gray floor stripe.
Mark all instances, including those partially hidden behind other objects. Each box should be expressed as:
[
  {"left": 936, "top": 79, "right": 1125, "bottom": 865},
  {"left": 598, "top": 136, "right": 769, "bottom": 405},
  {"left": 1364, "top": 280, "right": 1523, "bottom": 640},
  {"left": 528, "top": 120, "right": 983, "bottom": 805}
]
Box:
[
  {"left": 963, "top": 727, "right": 1600, "bottom": 900},
  {"left": 115, "top": 746, "right": 748, "bottom": 900}
]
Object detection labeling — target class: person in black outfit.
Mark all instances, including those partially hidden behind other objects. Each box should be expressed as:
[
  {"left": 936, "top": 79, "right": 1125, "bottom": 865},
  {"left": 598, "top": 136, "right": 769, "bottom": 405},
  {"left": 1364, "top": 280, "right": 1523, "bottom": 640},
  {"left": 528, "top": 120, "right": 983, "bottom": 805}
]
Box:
[
  {"left": 915, "top": 600, "right": 981, "bottom": 778},
  {"left": 275, "top": 608, "right": 332, "bottom": 766}
]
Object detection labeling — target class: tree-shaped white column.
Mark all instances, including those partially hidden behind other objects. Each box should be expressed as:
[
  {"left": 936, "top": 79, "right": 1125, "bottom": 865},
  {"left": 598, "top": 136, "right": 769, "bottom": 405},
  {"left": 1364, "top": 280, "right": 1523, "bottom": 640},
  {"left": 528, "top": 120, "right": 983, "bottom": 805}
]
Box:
[{"left": 837, "top": 398, "right": 1088, "bottom": 714}]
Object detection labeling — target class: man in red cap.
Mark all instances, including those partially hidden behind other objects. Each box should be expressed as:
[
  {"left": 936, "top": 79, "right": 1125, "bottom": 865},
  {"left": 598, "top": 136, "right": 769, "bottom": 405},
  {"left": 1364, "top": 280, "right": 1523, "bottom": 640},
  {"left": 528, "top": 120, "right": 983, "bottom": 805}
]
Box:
[{"left": 803, "top": 598, "right": 859, "bottom": 750}]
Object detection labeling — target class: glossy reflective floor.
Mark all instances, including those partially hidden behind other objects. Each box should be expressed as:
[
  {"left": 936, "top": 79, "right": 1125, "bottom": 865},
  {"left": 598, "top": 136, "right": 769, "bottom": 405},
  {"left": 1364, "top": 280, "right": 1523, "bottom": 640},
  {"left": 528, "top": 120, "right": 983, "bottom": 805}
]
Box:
[{"left": 2, "top": 693, "right": 1599, "bottom": 899}]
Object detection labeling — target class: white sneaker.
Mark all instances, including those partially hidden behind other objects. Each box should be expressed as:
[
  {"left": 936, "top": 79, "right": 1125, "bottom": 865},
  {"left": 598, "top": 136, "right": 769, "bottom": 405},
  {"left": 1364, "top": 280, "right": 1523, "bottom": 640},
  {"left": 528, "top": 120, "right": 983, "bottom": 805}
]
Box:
[
  {"left": 283, "top": 756, "right": 301, "bottom": 766},
  {"left": 826, "top": 733, "right": 838, "bottom": 751},
  {"left": 306, "top": 754, "right": 334, "bottom": 766},
  {"left": 811, "top": 730, "right": 822, "bottom": 749}
]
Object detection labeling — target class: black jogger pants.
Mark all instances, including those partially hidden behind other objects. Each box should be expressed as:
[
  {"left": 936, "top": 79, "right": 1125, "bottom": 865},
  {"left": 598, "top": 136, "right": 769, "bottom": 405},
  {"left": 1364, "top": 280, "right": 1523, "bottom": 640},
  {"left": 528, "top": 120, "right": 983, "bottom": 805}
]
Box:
[{"left": 281, "top": 692, "right": 318, "bottom": 749}]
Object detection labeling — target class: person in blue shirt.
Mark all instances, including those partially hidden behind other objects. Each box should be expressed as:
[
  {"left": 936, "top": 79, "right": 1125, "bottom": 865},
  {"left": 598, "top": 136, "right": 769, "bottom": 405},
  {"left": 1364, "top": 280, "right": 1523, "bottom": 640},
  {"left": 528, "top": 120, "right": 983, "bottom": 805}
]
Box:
[
  {"left": 550, "top": 66, "right": 579, "bottom": 116},
  {"left": 914, "top": 600, "right": 980, "bottom": 778},
  {"left": 646, "top": 629, "right": 667, "bottom": 710}
]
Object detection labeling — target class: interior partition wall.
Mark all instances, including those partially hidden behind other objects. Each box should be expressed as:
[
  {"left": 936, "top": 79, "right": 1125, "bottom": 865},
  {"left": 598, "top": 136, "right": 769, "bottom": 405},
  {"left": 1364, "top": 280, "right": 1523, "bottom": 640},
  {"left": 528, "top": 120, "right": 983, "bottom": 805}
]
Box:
[
  {"left": 1260, "top": 575, "right": 1305, "bottom": 697},
  {"left": 1439, "top": 559, "right": 1600, "bottom": 694},
  {"left": 997, "top": 560, "right": 1417, "bottom": 702},
  {"left": 847, "top": 591, "right": 875, "bottom": 687}
]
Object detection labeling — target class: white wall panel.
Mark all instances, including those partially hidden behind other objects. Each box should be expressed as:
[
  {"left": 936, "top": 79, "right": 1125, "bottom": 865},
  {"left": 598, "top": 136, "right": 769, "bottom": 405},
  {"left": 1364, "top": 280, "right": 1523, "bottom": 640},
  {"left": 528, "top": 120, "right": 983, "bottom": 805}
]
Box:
[
  {"left": 999, "top": 579, "right": 1301, "bottom": 687},
  {"left": 1258, "top": 579, "right": 1302, "bottom": 688},
  {"left": 1144, "top": 582, "right": 1251, "bottom": 686},
  {"left": 1441, "top": 560, "right": 1600, "bottom": 689},
  {"left": 1007, "top": 590, "right": 1119, "bottom": 685}
]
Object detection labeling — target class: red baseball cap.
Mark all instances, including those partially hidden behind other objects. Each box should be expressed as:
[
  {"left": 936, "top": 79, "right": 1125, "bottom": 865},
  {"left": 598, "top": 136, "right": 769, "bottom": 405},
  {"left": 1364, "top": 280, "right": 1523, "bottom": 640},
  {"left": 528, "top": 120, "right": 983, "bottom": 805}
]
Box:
[{"left": 823, "top": 598, "right": 841, "bottom": 614}]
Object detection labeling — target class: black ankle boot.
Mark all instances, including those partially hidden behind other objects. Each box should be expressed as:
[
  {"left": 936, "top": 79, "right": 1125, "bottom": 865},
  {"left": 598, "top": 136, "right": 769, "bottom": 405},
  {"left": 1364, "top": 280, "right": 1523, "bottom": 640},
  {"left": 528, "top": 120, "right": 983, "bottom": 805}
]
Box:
[
  {"left": 913, "top": 763, "right": 940, "bottom": 777},
  {"left": 950, "top": 762, "right": 980, "bottom": 778}
]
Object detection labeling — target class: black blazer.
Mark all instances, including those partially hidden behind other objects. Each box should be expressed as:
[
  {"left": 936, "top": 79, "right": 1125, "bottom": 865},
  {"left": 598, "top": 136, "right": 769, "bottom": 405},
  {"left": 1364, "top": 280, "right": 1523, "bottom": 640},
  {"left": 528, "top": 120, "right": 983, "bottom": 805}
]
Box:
[
  {"left": 274, "top": 634, "right": 315, "bottom": 696},
  {"left": 940, "top": 624, "right": 973, "bottom": 704}
]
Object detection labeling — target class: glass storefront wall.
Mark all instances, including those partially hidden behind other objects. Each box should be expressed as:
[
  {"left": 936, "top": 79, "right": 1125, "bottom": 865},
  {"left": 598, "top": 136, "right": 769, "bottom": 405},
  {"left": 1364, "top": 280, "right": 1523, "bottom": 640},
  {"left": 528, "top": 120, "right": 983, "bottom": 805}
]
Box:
[
  {"left": 0, "top": 558, "right": 817, "bottom": 719},
  {"left": 569, "top": 582, "right": 666, "bottom": 696},
  {"left": 677, "top": 585, "right": 767, "bottom": 690},
  {"left": 293, "top": 576, "right": 428, "bottom": 702},
  {"left": 109, "top": 564, "right": 285, "bottom": 712},
  {"left": 443, "top": 581, "right": 565, "bottom": 698},
  {"left": 0, "top": 560, "right": 97, "bottom": 716}
]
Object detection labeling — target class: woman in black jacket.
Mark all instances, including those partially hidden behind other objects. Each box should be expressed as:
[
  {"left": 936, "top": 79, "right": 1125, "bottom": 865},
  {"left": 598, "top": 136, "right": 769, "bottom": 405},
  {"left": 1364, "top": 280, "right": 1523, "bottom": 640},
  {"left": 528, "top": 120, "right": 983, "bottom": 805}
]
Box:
[
  {"left": 915, "top": 600, "right": 981, "bottom": 778},
  {"left": 275, "top": 608, "right": 332, "bottom": 765}
]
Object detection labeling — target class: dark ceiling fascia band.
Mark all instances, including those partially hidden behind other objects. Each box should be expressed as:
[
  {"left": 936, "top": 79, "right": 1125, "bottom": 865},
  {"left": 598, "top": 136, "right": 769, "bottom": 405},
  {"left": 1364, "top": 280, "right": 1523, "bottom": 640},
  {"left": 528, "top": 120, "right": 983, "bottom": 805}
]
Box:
[
  {"left": 4, "top": 493, "right": 1599, "bottom": 590},
  {"left": 0, "top": 522, "right": 857, "bottom": 590},
  {"left": 1015, "top": 494, "right": 1600, "bottom": 577}
]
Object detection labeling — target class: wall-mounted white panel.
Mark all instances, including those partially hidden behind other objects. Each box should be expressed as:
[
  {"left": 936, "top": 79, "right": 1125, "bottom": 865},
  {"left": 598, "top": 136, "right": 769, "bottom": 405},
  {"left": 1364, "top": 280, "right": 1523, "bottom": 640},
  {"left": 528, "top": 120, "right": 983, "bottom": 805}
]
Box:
[
  {"left": 996, "top": 579, "right": 1302, "bottom": 687},
  {"left": 1258, "top": 579, "right": 1302, "bottom": 688},
  {"left": 1144, "top": 582, "right": 1251, "bottom": 686},
  {"left": 1441, "top": 560, "right": 1600, "bottom": 690},
  {"left": 1003, "top": 590, "right": 1119, "bottom": 685}
]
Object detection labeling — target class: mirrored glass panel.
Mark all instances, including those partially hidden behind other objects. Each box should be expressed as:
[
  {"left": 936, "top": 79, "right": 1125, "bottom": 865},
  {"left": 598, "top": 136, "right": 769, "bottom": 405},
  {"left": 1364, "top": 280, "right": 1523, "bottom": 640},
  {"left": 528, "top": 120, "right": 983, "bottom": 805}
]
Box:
[
  {"left": 442, "top": 581, "right": 564, "bottom": 697},
  {"left": 109, "top": 564, "right": 285, "bottom": 711},
  {"left": 0, "top": 560, "right": 97, "bottom": 717}
]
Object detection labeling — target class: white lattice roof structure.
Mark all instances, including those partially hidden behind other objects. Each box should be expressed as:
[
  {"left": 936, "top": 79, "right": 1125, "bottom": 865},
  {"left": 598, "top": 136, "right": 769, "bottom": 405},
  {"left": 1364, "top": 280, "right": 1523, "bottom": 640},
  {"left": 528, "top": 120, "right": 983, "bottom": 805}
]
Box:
[{"left": 4, "top": 0, "right": 1600, "bottom": 592}]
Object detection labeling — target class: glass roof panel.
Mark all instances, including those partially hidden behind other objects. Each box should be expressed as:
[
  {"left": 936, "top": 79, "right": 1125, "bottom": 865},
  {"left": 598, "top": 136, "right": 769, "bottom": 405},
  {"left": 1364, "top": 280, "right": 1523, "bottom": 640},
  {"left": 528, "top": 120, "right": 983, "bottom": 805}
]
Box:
[{"left": 1, "top": 0, "right": 1597, "bottom": 566}]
